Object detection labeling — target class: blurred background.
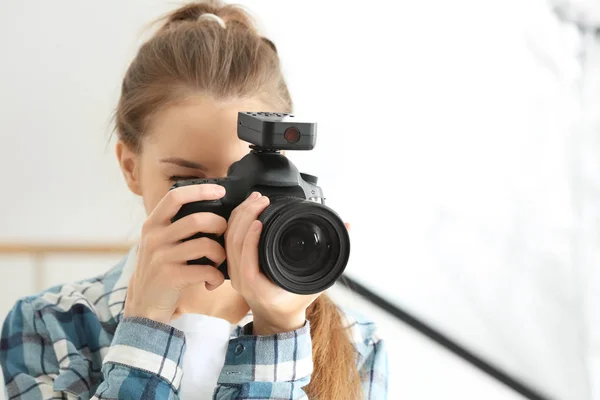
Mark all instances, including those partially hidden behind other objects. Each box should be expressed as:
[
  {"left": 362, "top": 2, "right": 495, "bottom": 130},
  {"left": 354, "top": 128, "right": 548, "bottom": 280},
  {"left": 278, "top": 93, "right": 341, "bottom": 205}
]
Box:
[{"left": 1, "top": 0, "right": 599, "bottom": 399}]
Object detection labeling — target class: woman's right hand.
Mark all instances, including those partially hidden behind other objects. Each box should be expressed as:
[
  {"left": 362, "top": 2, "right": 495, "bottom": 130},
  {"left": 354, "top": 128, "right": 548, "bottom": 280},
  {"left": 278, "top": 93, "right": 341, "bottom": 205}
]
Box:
[{"left": 124, "top": 184, "right": 228, "bottom": 325}]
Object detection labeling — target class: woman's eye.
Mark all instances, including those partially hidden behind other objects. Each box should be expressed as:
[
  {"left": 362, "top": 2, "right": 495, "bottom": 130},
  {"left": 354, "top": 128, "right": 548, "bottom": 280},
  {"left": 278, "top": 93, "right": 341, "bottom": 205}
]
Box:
[{"left": 168, "top": 175, "right": 200, "bottom": 182}]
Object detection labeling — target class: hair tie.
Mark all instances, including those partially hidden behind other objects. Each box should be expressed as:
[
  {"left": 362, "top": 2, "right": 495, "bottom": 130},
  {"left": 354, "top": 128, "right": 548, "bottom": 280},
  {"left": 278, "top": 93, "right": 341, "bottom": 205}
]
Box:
[{"left": 198, "top": 13, "right": 226, "bottom": 29}]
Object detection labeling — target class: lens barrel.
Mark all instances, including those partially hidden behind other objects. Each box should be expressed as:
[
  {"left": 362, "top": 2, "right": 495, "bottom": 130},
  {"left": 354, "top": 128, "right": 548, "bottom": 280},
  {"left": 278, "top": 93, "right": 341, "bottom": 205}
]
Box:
[{"left": 258, "top": 197, "right": 350, "bottom": 294}]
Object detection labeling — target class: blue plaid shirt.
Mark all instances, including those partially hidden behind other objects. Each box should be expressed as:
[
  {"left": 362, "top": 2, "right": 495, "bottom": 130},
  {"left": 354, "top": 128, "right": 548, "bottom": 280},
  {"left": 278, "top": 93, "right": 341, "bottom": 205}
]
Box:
[{"left": 0, "top": 245, "right": 388, "bottom": 399}]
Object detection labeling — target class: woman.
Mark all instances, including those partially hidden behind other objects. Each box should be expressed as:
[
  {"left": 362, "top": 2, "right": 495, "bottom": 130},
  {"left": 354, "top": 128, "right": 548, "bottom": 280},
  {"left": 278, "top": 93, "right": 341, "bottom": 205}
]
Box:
[{"left": 0, "top": 1, "right": 387, "bottom": 399}]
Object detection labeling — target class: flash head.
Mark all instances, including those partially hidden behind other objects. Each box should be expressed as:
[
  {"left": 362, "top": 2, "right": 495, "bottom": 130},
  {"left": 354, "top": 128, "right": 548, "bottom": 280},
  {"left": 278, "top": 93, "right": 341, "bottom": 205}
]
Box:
[{"left": 238, "top": 112, "right": 317, "bottom": 150}]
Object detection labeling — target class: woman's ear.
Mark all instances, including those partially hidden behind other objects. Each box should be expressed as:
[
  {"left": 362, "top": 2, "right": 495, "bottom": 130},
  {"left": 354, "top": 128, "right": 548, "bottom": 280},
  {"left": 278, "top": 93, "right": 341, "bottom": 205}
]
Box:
[{"left": 115, "top": 140, "right": 142, "bottom": 196}]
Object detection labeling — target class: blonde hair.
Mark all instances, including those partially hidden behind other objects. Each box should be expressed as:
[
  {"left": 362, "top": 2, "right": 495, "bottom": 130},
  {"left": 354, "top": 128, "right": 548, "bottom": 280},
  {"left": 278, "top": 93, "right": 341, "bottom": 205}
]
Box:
[{"left": 114, "top": 1, "right": 362, "bottom": 398}]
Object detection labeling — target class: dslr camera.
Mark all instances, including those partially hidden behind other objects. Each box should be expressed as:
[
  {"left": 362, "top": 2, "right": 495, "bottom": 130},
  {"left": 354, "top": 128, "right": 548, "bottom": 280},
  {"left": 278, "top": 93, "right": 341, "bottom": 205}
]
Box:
[{"left": 170, "top": 112, "right": 350, "bottom": 295}]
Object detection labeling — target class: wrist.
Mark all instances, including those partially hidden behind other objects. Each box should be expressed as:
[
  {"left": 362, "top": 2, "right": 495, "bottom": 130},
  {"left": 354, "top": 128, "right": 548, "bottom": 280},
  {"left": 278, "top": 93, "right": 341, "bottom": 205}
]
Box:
[
  {"left": 252, "top": 311, "right": 306, "bottom": 335},
  {"left": 123, "top": 306, "right": 173, "bottom": 325}
]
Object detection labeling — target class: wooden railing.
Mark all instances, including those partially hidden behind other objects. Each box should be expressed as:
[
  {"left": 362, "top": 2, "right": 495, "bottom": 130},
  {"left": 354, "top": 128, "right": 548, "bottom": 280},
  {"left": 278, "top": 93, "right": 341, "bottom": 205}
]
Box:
[{"left": 0, "top": 243, "right": 132, "bottom": 291}]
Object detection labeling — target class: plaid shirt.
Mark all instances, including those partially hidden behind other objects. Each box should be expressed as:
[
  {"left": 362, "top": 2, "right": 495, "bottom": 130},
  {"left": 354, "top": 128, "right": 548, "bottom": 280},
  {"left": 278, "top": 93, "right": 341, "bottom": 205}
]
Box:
[{"left": 0, "top": 245, "right": 388, "bottom": 399}]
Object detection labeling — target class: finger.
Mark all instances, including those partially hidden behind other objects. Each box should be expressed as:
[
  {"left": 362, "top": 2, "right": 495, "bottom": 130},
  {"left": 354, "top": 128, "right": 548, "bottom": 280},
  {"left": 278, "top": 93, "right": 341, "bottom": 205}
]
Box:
[
  {"left": 230, "top": 191, "right": 261, "bottom": 221},
  {"left": 165, "top": 212, "right": 228, "bottom": 242},
  {"left": 225, "top": 191, "right": 264, "bottom": 264},
  {"left": 231, "top": 195, "right": 270, "bottom": 249},
  {"left": 146, "top": 184, "right": 226, "bottom": 227},
  {"left": 174, "top": 263, "right": 225, "bottom": 289},
  {"left": 168, "top": 237, "right": 226, "bottom": 266},
  {"left": 239, "top": 220, "right": 263, "bottom": 284},
  {"left": 344, "top": 222, "right": 351, "bottom": 231},
  {"left": 242, "top": 191, "right": 263, "bottom": 206},
  {"left": 206, "top": 281, "right": 221, "bottom": 291}
]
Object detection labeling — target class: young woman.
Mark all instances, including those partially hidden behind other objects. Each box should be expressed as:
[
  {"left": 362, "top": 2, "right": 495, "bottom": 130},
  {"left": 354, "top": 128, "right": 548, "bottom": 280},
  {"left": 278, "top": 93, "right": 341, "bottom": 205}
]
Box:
[{"left": 0, "top": 1, "right": 387, "bottom": 399}]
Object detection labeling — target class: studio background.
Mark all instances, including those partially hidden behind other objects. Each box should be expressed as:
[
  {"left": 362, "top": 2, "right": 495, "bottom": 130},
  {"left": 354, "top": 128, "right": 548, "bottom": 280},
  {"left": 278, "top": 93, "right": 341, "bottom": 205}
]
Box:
[{"left": 1, "top": 1, "right": 599, "bottom": 399}]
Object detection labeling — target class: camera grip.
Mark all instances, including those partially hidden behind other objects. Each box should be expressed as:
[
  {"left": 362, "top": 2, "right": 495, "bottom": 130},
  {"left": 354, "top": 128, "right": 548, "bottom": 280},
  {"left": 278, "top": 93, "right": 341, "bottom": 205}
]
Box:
[{"left": 172, "top": 199, "right": 232, "bottom": 280}]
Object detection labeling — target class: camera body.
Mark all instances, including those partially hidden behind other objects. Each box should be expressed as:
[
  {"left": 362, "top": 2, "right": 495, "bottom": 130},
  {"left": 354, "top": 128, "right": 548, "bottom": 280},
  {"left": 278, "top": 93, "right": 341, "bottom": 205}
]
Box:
[{"left": 170, "top": 112, "right": 349, "bottom": 295}]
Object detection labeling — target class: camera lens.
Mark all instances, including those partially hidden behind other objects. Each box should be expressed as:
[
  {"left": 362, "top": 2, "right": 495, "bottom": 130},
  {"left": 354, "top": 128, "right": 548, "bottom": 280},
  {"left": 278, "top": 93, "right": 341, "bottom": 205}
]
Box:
[
  {"left": 258, "top": 197, "right": 350, "bottom": 294},
  {"left": 284, "top": 127, "right": 301, "bottom": 143},
  {"left": 279, "top": 220, "right": 332, "bottom": 276}
]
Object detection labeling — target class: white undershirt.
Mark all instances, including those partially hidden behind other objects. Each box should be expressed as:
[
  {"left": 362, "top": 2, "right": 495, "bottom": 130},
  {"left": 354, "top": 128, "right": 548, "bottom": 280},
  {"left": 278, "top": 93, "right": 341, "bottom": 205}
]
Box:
[{"left": 170, "top": 313, "right": 235, "bottom": 400}]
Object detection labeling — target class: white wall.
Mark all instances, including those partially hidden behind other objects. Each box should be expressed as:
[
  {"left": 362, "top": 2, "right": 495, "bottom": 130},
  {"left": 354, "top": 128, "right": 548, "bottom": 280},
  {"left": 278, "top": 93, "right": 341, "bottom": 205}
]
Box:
[{"left": 1, "top": 0, "right": 598, "bottom": 399}]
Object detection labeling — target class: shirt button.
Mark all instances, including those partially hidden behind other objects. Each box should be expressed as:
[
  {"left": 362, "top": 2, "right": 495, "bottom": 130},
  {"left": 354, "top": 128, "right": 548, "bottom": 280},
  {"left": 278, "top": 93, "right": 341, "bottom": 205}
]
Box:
[{"left": 235, "top": 344, "right": 245, "bottom": 355}]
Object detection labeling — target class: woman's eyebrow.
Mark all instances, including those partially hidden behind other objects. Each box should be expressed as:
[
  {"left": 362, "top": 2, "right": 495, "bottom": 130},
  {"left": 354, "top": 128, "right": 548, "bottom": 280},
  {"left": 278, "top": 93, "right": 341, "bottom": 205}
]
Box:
[{"left": 160, "top": 157, "right": 207, "bottom": 170}]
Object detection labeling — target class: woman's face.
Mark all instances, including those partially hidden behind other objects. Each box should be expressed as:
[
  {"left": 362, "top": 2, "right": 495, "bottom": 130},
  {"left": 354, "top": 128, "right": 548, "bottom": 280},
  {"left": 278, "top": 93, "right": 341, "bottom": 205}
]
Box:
[{"left": 117, "top": 94, "right": 267, "bottom": 214}]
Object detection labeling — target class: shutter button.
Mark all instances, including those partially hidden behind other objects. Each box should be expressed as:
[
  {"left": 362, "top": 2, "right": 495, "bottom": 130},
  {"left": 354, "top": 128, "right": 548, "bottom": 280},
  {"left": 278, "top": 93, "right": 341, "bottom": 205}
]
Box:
[{"left": 235, "top": 344, "right": 245, "bottom": 355}]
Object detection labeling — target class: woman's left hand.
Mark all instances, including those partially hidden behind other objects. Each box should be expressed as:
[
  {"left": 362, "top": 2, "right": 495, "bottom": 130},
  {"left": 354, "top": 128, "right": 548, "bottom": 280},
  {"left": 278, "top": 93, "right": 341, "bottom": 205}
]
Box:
[{"left": 225, "top": 192, "right": 319, "bottom": 335}]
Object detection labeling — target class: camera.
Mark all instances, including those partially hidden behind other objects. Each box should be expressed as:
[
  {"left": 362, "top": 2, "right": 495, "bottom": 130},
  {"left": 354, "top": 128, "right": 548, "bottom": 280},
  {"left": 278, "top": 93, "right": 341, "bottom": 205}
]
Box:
[{"left": 170, "top": 112, "right": 350, "bottom": 295}]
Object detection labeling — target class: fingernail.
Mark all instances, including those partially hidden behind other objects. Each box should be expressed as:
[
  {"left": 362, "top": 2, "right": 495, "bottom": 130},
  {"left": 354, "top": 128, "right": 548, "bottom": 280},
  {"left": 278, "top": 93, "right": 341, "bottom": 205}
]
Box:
[
  {"left": 250, "top": 220, "right": 262, "bottom": 232},
  {"left": 250, "top": 192, "right": 261, "bottom": 199},
  {"left": 215, "top": 186, "right": 226, "bottom": 196}
]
